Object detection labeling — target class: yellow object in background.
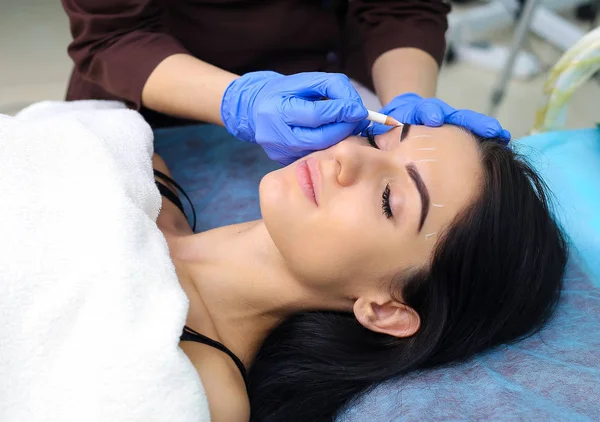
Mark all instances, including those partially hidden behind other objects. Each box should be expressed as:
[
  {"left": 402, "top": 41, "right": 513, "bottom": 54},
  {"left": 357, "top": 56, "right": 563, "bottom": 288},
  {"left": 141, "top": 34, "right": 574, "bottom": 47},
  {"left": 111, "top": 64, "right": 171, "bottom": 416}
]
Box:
[{"left": 533, "top": 27, "right": 600, "bottom": 133}]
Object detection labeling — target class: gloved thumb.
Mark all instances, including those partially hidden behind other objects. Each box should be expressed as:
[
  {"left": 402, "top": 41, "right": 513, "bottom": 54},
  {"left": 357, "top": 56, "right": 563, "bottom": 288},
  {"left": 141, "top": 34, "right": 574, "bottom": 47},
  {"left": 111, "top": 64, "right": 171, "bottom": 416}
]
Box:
[{"left": 414, "top": 101, "right": 445, "bottom": 126}]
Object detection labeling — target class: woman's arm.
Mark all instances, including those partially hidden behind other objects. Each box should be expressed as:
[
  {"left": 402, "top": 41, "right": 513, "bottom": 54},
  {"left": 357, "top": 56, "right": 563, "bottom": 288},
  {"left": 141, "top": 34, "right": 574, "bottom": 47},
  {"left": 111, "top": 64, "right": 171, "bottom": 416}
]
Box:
[
  {"left": 142, "top": 54, "right": 237, "bottom": 125},
  {"left": 349, "top": 1, "right": 510, "bottom": 142},
  {"left": 372, "top": 47, "right": 439, "bottom": 103},
  {"left": 62, "top": 0, "right": 237, "bottom": 124},
  {"left": 349, "top": 0, "right": 450, "bottom": 101}
]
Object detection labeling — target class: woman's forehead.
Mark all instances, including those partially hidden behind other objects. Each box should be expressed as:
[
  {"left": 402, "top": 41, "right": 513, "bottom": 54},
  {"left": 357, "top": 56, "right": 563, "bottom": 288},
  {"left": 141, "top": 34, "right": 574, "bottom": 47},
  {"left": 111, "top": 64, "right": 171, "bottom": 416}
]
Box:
[
  {"left": 381, "top": 124, "right": 476, "bottom": 146},
  {"left": 401, "top": 125, "right": 483, "bottom": 234}
]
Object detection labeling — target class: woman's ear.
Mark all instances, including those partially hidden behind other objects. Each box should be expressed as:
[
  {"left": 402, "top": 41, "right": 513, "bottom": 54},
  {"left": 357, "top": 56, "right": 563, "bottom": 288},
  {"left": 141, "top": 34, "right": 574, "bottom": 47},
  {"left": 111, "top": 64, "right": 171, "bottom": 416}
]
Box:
[{"left": 353, "top": 295, "right": 420, "bottom": 338}]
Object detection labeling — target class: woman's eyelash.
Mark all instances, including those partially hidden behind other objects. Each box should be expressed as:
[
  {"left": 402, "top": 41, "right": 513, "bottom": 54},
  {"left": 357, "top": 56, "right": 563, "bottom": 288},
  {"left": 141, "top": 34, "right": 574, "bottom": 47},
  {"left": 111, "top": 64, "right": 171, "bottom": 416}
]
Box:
[
  {"left": 382, "top": 184, "right": 393, "bottom": 219},
  {"left": 366, "top": 127, "right": 379, "bottom": 149},
  {"left": 368, "top": 127, "right": 392, "bottom": 219}
]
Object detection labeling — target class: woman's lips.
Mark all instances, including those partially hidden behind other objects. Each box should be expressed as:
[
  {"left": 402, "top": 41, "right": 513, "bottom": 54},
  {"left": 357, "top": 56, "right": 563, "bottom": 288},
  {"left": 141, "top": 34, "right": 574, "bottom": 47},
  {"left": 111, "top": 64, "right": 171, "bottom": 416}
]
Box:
[
  {"left": 296, "top": 158, "right": 320, "bottom": 206},
  {"left": 306, "top": 157, "right": 321, "bottom": 204}
]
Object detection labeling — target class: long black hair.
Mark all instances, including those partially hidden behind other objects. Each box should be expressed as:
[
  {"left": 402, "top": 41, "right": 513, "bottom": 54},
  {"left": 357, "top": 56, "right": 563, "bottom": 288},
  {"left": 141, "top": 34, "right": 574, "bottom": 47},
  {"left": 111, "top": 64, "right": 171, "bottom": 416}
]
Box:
[{"left": 248, "top": 138, "right": 568, "bottom": 421}]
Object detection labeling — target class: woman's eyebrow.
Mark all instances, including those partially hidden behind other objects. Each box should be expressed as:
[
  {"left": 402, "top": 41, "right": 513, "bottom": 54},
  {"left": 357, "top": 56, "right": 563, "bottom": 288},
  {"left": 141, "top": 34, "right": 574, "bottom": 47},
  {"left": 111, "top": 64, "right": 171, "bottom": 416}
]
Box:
[
  {"left": 400, "top": 124, "right": 411, "bottom": 141},
  {"left": 406, "top": 163, "right": 430, "bottom": 232}
]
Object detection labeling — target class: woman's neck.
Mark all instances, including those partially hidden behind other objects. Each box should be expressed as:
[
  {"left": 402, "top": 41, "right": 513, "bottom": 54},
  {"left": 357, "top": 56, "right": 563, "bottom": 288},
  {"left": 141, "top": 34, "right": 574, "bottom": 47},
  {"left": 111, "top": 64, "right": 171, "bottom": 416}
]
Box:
[{"left": 170, "top": 221, "right": 341, "bottom": 367}]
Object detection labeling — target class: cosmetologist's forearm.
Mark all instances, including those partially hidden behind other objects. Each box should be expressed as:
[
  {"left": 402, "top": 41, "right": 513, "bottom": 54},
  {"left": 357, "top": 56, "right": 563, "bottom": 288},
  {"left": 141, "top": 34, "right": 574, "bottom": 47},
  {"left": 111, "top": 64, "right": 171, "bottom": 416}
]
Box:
[
  {"left": 372, "top": 47, "right": 439, "bottom": 105},
  {"left": 141, "top": 54, "right": 239, "bottom": 125}
]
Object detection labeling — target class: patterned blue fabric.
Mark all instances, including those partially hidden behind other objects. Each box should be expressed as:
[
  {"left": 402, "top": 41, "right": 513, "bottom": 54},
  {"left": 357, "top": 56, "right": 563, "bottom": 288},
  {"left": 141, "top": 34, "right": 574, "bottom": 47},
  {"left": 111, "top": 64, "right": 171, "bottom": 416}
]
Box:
[
  {"left": 514, "top": 128, "right": 600, "bottom": 284},
  {"left": 155, "top": 124, "right": 279, "bottom": 230},
  {"left": 154, "top": 125, "right": 600, "bottom": 421}
]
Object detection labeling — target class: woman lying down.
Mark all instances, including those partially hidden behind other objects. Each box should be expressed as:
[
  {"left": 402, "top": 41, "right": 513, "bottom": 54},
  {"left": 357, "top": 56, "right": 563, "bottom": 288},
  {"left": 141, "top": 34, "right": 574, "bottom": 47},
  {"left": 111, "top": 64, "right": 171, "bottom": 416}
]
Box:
[{"left": 154, "top": 124, "right": 567, "bottom": 422}]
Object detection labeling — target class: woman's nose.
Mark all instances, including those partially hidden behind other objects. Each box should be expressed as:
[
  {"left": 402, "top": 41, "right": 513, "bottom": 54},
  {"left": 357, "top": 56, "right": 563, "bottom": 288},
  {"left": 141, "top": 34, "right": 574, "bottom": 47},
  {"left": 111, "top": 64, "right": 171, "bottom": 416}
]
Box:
[{"left": 334, "top": 141, "right": 384, "bottom": 187}]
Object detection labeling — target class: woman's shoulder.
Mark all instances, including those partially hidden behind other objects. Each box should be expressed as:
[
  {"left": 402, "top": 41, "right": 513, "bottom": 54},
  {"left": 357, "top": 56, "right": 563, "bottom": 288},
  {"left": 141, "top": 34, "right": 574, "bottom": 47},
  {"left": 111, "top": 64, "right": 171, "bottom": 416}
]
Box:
[{"left": 180, "top": 340, "right": 250, "bottom": 422}]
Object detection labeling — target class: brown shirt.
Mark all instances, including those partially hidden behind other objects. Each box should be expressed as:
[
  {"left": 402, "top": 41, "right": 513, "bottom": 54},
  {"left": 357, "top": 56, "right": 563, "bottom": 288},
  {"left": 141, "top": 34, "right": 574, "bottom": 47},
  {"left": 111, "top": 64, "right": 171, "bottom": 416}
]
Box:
[{"left": 62, "top": 0, "right": 450, "bottom": 128}]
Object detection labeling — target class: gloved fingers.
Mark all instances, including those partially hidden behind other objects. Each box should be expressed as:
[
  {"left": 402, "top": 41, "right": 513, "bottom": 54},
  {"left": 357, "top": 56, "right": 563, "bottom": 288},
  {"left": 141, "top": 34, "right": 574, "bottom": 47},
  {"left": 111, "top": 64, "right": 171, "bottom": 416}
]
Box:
[
  {"left": 373, "top": 93, "right": 512, "bottom": 144},
  {"left": 416, "top": 98, "right": 510, "bottom": 141},
  {"left": 277, "top": 156, "right": 298, "bottom": 166},
  {"left": 377, "top": 93, "right": 427, "bottom": 125},
  {"left": 412, "top": 100, "right": 446, "bottom": 127},
  {"left": 419, "top": 97, "right": 457, "bottom": 116},
  {"left": 290, "top": 120, "right": 361, "bottom": 150},
  {"left": 265, "top": 145, "right": 300, "bottom": 166},
  {"left": 285, "top": 72, "right": 365, "bottom": 105},
  {"left": 380, "top": 95, "right": 453, "bottom": 127},
  {"left": 379, "top": 93, "right": 423, "bottom": 115},
  {"left": 280, "top": 97, "right": 367, "bottom": 128},
  {"left": 351, "top": 119, "right": 370, "bottom": 136},
  {"left": 445, "top": 109, "right": 507, "bottom": 139},
  {"left": 500, "top": 129, "right": 511, "bottom": 143}
]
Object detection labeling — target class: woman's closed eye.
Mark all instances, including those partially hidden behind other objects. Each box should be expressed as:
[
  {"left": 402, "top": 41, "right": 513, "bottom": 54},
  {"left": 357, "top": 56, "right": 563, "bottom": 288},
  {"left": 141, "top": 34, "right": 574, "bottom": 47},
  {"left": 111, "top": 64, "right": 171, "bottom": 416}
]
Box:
[
  {"left": 365, "top": 125, "right": 412, "bottom": 220},
  {"left": 382, "top": 184, "right": 393, "bottom": 219}
]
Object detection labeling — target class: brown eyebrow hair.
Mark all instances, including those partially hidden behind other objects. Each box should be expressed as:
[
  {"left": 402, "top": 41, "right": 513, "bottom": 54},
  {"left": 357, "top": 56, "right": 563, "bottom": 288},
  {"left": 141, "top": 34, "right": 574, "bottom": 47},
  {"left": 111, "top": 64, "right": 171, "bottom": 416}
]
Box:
[{"left": 406, "top": 163, "right": 430, "bottom": 232}]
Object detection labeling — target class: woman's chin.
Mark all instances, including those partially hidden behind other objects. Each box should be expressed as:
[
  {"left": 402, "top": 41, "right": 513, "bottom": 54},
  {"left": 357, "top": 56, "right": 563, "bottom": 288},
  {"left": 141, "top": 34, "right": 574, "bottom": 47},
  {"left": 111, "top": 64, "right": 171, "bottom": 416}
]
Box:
[
  {"left": 259, "top": 168, "right": 306, "bottom": 253},
  {"left": 259, "top": 170, "right": 288, "bottom": 228}
]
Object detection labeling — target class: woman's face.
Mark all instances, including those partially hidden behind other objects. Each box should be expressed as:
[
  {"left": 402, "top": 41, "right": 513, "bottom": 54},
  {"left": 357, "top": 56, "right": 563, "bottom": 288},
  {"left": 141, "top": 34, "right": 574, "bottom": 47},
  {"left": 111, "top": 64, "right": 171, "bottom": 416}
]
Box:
[{"left": 259, "top": 125, "right": 484, "bottom": 297}]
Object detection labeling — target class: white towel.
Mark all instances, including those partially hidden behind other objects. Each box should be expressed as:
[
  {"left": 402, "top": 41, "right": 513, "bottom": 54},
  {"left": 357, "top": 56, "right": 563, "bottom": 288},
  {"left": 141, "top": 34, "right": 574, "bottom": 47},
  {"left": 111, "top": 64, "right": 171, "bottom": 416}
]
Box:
[{"left": 0, "top": 101, "right": 209, "bottom": 422}]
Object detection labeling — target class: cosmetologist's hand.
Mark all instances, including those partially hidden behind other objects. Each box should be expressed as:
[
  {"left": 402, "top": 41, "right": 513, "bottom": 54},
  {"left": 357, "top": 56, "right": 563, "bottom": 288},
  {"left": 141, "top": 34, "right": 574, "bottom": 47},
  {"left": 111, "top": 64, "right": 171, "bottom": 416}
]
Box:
[
  {"left": 221, "top": 71, "right": 370, "bottom": 165},
  {"left": 369, "top": 93, "right": 510, "bottom": 144}
]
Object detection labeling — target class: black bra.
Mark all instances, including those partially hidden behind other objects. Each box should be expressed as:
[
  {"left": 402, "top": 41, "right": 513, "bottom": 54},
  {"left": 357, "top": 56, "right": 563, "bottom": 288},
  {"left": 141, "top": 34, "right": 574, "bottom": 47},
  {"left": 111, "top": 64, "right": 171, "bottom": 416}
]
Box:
[
  {"left": 153, "top": 169, "right": 248, "bottom": 389},
  {"left": 181, "top": 325, "right": 249, "bottom": 390},
  {"left": 154, "top": 169, "right": 197, "bottom": 231}
]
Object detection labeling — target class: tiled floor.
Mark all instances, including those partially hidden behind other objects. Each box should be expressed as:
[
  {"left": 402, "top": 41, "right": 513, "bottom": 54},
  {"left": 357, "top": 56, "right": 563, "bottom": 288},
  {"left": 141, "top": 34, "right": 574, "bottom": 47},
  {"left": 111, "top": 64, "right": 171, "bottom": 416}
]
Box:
[{"left": 0, "top": 1, "right": 598, "bottom": 138}]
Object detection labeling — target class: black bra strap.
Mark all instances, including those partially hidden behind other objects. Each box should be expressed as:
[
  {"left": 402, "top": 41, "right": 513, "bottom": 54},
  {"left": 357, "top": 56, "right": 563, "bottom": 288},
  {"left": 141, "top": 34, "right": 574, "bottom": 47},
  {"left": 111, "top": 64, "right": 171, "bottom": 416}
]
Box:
[
  {"left": 155, "top": 181, "right": 185, "bottom": 214},
  {"left": 153, "top": 169, "right": 197, "bottom": 231},
  {"left": 181, "top": 325, "right": 249, "bottom": 390}
]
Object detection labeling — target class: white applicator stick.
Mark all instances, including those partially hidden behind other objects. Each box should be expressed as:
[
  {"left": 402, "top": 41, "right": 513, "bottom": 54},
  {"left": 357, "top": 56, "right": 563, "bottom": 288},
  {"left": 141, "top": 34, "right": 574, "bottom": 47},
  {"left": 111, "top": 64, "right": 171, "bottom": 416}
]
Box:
[{"left": 366, "top": 110, "right": 403, "bottom": 127}]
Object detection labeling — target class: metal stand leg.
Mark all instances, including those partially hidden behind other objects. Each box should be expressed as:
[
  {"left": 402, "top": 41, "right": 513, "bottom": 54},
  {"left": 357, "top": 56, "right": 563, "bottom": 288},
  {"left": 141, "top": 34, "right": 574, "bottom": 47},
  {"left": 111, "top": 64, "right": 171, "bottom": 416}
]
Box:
[{"left": 487, "top": 0, "right": 542, "bottom": 116}]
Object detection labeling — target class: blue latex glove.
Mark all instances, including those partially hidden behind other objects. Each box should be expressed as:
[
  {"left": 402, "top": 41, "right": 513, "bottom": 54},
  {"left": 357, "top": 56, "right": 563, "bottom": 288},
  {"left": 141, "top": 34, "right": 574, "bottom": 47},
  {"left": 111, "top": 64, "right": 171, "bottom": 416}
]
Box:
[
  {"left": 368, "top": 93, "right": 511, "bottom": 144},
  {"left": 221, "top": 71, "right": 369, "bottom": 164}
]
